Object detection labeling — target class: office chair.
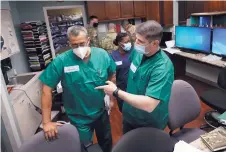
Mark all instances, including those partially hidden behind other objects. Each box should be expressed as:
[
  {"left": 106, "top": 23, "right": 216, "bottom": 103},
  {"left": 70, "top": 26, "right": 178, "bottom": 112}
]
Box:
[
  {"left": 200, "top": 67, "right": 226, "bottom": 128},
  {"left": 18, "top": 124, "right": 102, "bottom": 152},
  {"left": 112, "top": 127, "right": 176, "bottom": 152},
  {"left": 168, "top": 80, "right": 206, "bottom": 143}
]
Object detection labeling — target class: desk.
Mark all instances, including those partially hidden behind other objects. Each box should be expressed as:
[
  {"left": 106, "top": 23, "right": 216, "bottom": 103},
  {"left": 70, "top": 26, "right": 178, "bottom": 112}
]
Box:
[
  {"left": 164, "top": 50, "right": 226, "bottom": 78},
  {"left": 175, "top": 52, "right": 226, "bottom": 68}
]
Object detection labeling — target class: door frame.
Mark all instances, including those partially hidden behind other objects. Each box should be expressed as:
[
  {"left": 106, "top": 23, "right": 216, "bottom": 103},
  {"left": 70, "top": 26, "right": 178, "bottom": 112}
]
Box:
[{"left": 43, "top": 5, "right": 87, "bottom": 58}]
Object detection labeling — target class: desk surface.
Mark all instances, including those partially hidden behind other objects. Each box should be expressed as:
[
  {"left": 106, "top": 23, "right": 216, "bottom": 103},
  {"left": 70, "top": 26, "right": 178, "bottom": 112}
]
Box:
[{"left": 164, "top": 50, "right": 226, "bottom": 68}]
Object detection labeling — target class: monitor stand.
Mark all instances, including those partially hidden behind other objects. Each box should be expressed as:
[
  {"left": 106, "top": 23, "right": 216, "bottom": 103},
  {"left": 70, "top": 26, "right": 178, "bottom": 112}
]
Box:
[
  {"left": 221, "top": 57, "right": 226, "bottom": 62},
  {"left": 180, "top": 49, "right": 200, "bottom": 54}
]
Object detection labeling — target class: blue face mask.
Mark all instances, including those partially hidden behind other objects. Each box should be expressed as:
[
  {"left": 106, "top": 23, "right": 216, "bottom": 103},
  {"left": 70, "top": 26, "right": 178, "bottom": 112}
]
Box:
[
  {"left": 122, "top": 42, "right": 132, "bottom": 51},
  {"left": 134, "top": 43, "right": 147, "bottom": 54}
]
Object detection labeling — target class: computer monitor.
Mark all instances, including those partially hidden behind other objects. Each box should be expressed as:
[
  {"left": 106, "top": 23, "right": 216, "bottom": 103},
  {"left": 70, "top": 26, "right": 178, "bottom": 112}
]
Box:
[
  {"left": 212, "top": 28, "right": 226, "bottom": 57},
  {"left": 175, "top": 26, "right": 211, "bottom": 53},
  {"left": 160, "top": 32, "right": 172, "bottom": 47}
]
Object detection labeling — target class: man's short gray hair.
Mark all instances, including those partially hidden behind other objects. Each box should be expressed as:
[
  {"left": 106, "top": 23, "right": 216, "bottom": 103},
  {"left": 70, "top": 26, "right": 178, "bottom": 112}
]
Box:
[
  {"left": 67, "top": 25, "right": 88, "bottom": 38},
  {"left": 108, "top": 23, "right": 116, "bottom": 30},
  {"left": 136, "top": 20, "right": 163, "bottom": 42}
]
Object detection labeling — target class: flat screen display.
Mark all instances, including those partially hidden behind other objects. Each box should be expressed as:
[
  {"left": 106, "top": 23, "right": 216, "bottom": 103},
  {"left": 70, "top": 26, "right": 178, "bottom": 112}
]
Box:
[
  {"left": 175, "top": 26, "right": 211, "bottom": 53},
  {"left": 212, "top": 28, "right": 226, "bottom": 57}
]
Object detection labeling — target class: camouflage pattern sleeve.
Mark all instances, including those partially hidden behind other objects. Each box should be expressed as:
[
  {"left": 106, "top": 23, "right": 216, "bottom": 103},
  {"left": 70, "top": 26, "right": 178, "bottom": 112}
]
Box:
[
  {"left": 86, "top": 26, "right": 100, "bottom": 47},
  {"left": 100, "top": 37, "right": 118, "bottom": 53}
]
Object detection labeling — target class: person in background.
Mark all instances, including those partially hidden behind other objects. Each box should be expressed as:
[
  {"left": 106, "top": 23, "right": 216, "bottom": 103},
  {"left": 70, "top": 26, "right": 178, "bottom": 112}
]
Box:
[
  {"left": 40, "top": 25, "right": 116, "bottom": 152},
  {"left": 96, "top": 20, "right": 174, "bottom": 134},
  {"left": 86, "top": 15, "right": 100, "bottom": 47},
  {"left": 110, "top": 32, "right": 132, "bottom": 112},
  {"left": 123, "top": 22, "right": 136, "bottom": 43},
  {"left": 100, "top": 23, "right": 118, "bottom": 53}
]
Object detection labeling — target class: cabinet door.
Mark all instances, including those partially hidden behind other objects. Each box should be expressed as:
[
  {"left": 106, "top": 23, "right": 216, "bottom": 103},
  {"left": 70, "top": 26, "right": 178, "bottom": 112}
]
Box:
[
  {"left": 105, "top": 1, "right": 121, "bottom": 20},
  {"left": 220, "top": 1, "right": 226, "bottom": 11},
  {"left": 87, "top": 1, "right": 106, "bottom": 21},
  {"left": 146, "top": 1, "right": 160, "bottom": 22},
  {"left": 224, "top": 1, "right": 226, "bottom": 10},
  {"left": 204, "top": 1, "right": 224, "bottom": 12},
  {"left": 178, "top": 1, "right": 187, "bottom": 23},
  {"left": 13, "top": 94, "right": 42, "bottom": 141},
  {"left": 163, "top": 0, "right": 173, "bottom": 25},
  {"left": 134, "top": 1, "right": 146, "bottom": 17},
  {"left": 120, "top": 1, "right": 134, "bottom": 18}
]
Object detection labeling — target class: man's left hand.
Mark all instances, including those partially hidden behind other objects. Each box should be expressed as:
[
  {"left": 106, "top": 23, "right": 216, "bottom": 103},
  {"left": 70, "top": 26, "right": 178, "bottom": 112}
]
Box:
[{"left": 95, "top": 81, "right": 117, "bottom": 96}]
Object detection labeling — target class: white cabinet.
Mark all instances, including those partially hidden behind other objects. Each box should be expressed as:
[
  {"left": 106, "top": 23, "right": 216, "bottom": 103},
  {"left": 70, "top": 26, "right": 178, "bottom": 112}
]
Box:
[
  {"left": 12, "top": 91, "right": 42, "bottom": 141},
  {"left": 9, "top": 72, "right": 43, "bottom": 141}
]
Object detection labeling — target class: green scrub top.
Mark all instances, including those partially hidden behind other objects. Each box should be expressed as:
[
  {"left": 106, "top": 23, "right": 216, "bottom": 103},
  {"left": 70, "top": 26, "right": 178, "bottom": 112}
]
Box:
[
  {"left": 122, "top": 49, "right": 174, "bottom": 129},
  {"left": 39, "top": 47, "right": 116, "bottom": 125}
]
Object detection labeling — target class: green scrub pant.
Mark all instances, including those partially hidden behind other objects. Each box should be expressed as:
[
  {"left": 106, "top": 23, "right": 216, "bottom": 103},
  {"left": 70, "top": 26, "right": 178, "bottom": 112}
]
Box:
[{"left": 74, "top": 110, "right": 112, "bottom": 152}]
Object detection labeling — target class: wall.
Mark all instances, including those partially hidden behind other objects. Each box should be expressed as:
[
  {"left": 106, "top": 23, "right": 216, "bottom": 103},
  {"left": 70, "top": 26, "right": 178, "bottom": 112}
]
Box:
[{"left": 13, "top": 1, "right": 85, "bottom": 22}]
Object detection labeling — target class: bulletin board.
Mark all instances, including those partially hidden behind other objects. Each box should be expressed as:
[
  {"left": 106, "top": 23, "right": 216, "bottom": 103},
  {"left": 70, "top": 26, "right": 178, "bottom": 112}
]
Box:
[{"left": 0, "top": 9, "right": 20, "bottom": 60}]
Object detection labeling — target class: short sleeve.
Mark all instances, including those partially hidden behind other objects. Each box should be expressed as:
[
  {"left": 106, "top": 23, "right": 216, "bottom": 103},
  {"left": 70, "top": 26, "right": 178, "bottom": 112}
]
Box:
[
  {"left": 39, "top": 57, "right": 63, "bottom": 89},
  {"left": 107, "top": 53, "right": 116, "bottom": 76},
  {"left": 145, "top": 66, "right": 174, "bottom": 102}
]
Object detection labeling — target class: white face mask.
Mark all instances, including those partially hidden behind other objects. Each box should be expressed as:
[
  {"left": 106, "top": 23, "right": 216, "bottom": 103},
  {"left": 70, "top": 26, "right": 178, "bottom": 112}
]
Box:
[
  {"left": 122, "top": 42, "right": 132, "bottom": 51},
  {"left": 73, "top": 47, "right": 89, "bottom": 59},
  {"left": 134, "top": 43, "right": 148, "bottom": 54}
]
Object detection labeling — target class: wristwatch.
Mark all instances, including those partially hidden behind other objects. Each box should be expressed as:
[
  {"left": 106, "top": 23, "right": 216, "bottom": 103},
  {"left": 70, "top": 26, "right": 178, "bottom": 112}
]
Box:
[{"left": 113, "top": 88, "right": 120, "bottom": 98}]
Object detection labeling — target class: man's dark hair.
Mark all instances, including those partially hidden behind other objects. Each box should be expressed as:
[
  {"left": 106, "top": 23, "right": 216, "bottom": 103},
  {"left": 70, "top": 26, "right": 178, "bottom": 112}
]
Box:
[
  {"left": 113, "top": 32, "right": 129, "bottom": 46},
  {"left": 89, "top": 15, "right": 98, "bottom": 21}
]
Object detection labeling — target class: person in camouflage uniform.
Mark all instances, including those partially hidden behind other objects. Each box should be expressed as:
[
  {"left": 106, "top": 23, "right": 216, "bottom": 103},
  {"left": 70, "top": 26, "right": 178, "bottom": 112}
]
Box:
[
  {"left": 86, "top": 15, "right": 100, "bottom": 47},
  {"left": 100, "top": 23, "right": 118, "bottom": 53},
  {"left": 123, "top": 23, "right": 136, "bottom": 43}
]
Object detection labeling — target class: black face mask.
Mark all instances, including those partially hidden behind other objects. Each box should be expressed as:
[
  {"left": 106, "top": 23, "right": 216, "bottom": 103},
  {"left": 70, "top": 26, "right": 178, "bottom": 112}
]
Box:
[{"left": 93, "top": 22, "right": 99, "bottom": 28}]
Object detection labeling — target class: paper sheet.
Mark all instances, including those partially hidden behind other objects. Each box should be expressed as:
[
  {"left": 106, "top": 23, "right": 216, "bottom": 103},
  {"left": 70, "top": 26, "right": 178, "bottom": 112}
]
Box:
[
  {"left": 174, "top": 141, "right": 203, "bottom": 152},
  {"left": 165, "top": 40, "right": 175, "bottom": 48},
  {"left": 163, "top": 48, "right": 181, "bottom": 54}
]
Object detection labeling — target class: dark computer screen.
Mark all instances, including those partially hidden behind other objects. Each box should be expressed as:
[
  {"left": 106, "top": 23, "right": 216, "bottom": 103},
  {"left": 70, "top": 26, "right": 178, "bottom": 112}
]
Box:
[
  {"left": 175, "top": 26, "right": 211, "bottom": 53},
  {"left": 212, "top": 28, "right": 226, "bottom": 57},
  {"left": 160, "top": 32, "right": 172, "bottom": 47}
]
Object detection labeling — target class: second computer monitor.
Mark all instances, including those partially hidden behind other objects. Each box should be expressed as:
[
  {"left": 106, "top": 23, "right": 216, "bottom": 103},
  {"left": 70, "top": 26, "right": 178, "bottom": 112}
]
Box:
[
  {"left": 212, "top": 28, "right": 226, "bottom": 57},
  {"left": 175, "top": 26, "right": 211, "bottom": 53}
]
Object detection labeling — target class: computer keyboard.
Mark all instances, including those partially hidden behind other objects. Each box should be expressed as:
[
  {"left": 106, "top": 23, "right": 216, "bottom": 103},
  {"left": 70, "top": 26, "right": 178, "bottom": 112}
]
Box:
[{"left": 202, "top": 54, "right": 222, "bottom": 62}]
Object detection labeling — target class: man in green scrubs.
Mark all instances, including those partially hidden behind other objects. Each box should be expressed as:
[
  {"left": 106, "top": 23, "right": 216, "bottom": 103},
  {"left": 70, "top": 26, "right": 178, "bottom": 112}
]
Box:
[
  {"left": 40, "top": 25, "right": 115, "bottom": 152},
  {"left": 96, "top": 20, "right": 174, "bottom": 133}
]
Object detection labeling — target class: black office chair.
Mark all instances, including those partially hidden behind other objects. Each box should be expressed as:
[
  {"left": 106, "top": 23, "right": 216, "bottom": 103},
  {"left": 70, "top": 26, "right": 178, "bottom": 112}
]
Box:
[
  {"left": 168, "top": 80, "right": 206, "bottom": 143},
  {"left": 112, "top": 127, "right": 176, "bottom": 152},
  {"left": 200, "top": 67, "right": 226, "bottom": 128},
  {"left": 18, "top": 124, "right": 102, "bottom": 152}
]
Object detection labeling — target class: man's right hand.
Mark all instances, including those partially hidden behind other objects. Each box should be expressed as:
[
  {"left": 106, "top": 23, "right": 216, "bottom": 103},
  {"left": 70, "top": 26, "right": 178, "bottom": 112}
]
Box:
[{"left": 43, "top": 122, "right": 63, "bottom": 141}]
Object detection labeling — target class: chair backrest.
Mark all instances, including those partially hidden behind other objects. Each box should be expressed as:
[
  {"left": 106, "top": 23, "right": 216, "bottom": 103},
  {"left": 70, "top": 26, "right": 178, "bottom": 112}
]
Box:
[
  {"left": 218, "top": 67, "right": 226, "bottom": 90},
  {"left": 112, "top": 127, "right": 175, "bottom": 152},
  {"left": 168, "top": 80, "right": 201, "bottom": 131},
  {"left": 18, "top": 124, "right": 81, "bottom": 152}
]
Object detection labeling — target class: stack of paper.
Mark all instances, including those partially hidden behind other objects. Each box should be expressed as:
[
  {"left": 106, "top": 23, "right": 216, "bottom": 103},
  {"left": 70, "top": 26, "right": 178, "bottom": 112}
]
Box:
[
  {"left": 174, "top": 140, "right": 203, "bottom": 152},
  {"left": 201, "top": 127, "right": 226, "bottom": 151},
  {"left": 163, "top": 48, "right": 181, "bottom": 54},
  {"left": 163, "top": 40, "right": 182, "bottom": 54}
]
